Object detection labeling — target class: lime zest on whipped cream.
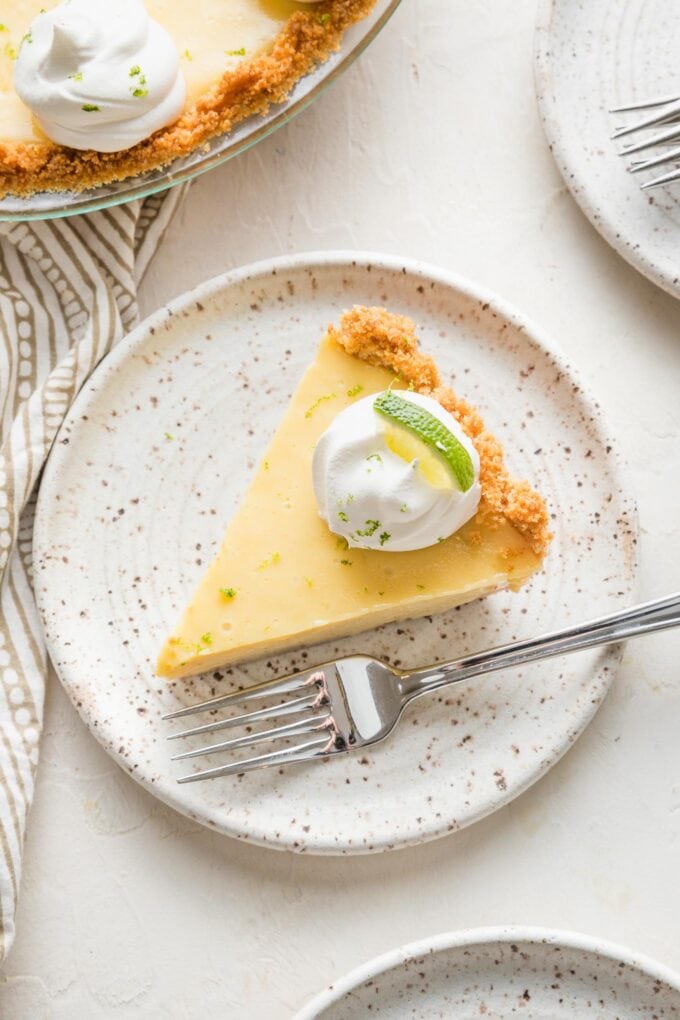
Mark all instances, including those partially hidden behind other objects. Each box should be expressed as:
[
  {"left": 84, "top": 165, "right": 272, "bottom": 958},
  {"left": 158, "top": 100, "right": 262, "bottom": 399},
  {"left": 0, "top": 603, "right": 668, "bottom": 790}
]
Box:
[
  {"left": 312, "top": 389, "right": 481, "bottom": 552},
  {"left": 374, "top": 391, "right": 475, "bottom": 493}
]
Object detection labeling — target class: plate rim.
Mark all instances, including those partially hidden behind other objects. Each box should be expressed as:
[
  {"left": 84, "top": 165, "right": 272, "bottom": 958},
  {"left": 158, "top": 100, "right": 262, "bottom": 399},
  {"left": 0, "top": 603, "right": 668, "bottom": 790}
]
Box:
[
  {"left": 534, "top": 0, "right": 680, "bottom": 301},
  {"left": 34, "top": 249, "right": 639, "bottom": 854},
  {"left": 0, "top": 0, "right": 403, "bottom": 223},
  {"left": 294, "top": 925, "right": 680, "bottom": 1018}
]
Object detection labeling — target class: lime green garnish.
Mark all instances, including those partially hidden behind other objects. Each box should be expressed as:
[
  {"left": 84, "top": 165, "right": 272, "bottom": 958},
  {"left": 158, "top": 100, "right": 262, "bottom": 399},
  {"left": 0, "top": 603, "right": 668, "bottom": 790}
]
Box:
[
  {"left": 200, "top": 632, "right": 213, "bottom": 646},
  {"left": 226, "top": 47, "right": 246, "bottom": 56},
  {"left": 339, "top": 559, "right": 352, "bottom": 567},
  {"left": 347, "top": 384, "right": 363, "bottom": 398},
  {"left": 164, "top": 431, "right": 174, "bottom": 440},
  {"left": 82, "top": 104, "right": 99, "bottom": 112},
  {"left": 305, "top": 393, "right": 336, "bottom": 419},
  {"left": 356, "top": 519, "right": 380, "bottom": 538},
  {"left": 317, "top": 12, "right": 331, "bottom": 24},
  {"left": 337, "top": 510, "right": 348, "bottom": 522},
  {"left": 129, "top": 66, "right": 147, "bottom": 97},
  {"left": 219, "top": 587, "right": 236, "bottom": 600},
  {"left": 182, "top": 49, "right": 192, "bottom": 60},
  {"left": 258, "top": 552, "right": 281, "bottom": 569},
  {"left": 69, "top": 71, "right": 83, "bottom": 82},
  {"left": 0, "top": 25, "right": 8, "bottom": 33},
  {"left": 374, "top": 391, "right": 474, "bottom": 492}
]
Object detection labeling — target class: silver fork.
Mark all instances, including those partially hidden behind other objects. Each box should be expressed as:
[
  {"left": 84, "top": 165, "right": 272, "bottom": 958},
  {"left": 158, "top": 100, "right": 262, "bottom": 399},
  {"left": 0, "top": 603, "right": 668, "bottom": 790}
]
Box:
[
  {"left": 611, "top": 93, "right": 680, "bottom": 190},
  {"left": 164, "top": 592, "right": 680, "bottom": 783}
]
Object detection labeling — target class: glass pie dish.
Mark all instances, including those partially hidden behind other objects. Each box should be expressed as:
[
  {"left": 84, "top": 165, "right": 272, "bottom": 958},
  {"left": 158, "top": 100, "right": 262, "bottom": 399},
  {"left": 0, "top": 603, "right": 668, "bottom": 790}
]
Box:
[{"left": 0, "top": 0, "right": 401, "bottom": 223}]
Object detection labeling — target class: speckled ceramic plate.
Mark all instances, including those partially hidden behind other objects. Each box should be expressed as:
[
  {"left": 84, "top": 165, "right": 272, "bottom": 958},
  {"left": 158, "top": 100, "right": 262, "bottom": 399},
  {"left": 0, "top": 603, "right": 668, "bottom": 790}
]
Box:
[
  {"left": 34, "top": 252, "right": 637, "bottom": 854},
  {"left": 535, "top": 0, "right": 680, "bottom": 300},
  {"left": 295, "top": 927, "right": 680, "bottom": 1018}
]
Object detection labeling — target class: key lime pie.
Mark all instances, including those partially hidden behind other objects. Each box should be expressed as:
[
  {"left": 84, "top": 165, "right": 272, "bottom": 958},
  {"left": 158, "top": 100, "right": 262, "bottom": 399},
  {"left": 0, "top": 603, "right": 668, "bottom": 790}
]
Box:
[
  {"left": 0, "top": 0, "right": 377, "bottom": 196},
  {"left": 157, "top": 306, "right": 551, "bottom": 679}
]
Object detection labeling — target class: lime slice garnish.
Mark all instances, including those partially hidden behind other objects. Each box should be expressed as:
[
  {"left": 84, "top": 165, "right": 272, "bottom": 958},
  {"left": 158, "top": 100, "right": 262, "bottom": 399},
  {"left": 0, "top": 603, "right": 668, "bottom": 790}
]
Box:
[{"left": 374, "top": 391, "right": 475, "bottom": 492}]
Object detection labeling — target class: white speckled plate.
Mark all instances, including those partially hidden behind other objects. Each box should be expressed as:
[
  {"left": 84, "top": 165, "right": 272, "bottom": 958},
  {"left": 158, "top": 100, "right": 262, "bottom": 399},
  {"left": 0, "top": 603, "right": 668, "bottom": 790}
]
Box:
[
  {"left": 535, "top": 0, "right": 680, "bottom": 300},
  {"left": 34, "top": 253, "right": 637, "bottom": 854},
  {"left": 295, "top": 927, "right": 680, "bottom": 1018}
]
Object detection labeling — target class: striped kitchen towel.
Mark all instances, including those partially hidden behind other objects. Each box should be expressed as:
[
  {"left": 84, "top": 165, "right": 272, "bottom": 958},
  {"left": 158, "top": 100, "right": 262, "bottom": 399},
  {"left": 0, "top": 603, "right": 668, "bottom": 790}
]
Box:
[{"left": 0, "top": 185, "right": 187, "bottom": 961}]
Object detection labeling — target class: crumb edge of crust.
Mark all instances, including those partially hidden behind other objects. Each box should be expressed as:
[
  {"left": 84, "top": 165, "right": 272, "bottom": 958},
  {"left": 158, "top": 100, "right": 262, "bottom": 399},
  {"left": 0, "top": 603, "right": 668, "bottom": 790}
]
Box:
[{"left": 328, "top": 304, "right": 553, "bottom": 557}]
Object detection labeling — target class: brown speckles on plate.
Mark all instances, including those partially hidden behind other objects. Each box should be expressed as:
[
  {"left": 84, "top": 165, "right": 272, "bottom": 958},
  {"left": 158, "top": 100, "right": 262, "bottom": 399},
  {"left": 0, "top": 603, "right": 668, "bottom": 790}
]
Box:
[
  {"left": 33, "top": 254, "right": 637, "bottom": 855},
  {"left": 296, "top": 929, "right": 680, "bottom": 1018}
]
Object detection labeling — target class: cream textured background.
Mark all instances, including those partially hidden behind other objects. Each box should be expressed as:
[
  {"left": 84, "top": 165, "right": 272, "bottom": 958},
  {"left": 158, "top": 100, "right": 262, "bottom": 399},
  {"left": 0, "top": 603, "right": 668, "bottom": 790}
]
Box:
[{"left": 2, "top": 0, "right": 680, "bottom": 1015}]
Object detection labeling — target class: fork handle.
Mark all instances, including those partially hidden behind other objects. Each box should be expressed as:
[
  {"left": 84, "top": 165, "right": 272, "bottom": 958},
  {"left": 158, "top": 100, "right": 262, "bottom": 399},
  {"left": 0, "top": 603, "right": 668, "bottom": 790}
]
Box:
[{"left": 398, "top": 592, "right": 680, "bottom": 701}]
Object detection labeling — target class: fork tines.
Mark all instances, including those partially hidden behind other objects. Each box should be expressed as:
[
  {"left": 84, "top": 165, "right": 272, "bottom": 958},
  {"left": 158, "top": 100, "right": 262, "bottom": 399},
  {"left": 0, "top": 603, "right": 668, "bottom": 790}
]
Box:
[
  {"left": 164, "top": 665, "right": 339, "bottom": 783},
  {"left": 611, "top": 92, "right": 680, "bottom": 190}
]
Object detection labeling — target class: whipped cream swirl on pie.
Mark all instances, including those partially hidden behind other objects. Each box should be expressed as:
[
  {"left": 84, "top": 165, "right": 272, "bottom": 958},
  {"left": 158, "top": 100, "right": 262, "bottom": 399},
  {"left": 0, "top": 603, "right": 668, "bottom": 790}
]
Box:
[
  {"left": 13, "top": 0, "right": 185, "bottom": 153},
  {"left": 313, "top": 392, "right": 481, "bottom": 552}
]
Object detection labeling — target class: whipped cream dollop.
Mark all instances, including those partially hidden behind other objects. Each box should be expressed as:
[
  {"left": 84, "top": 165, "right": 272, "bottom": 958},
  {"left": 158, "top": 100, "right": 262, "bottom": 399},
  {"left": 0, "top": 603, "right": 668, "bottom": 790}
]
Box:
[
  {"left": 14, "top": 0, "right": 185, "bottom": 152},
  {"left": 312, "top": 391, "right": 481, "bottom": 553}
]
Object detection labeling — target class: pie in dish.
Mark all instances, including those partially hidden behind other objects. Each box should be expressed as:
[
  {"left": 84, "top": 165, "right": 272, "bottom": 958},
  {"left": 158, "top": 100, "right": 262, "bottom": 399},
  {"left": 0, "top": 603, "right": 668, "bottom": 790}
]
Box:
[
  {"left": 0, "top": 0, "right": 377, "bottom": 197},
  {"left": 157, "top": 306, "right": 551, "bottom": 679}
]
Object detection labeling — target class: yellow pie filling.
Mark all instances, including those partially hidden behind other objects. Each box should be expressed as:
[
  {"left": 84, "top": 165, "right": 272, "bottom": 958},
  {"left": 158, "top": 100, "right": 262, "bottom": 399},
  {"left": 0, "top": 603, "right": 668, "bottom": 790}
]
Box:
[{"left": 158, "top": 319, "right": 548, "bottom": 680}]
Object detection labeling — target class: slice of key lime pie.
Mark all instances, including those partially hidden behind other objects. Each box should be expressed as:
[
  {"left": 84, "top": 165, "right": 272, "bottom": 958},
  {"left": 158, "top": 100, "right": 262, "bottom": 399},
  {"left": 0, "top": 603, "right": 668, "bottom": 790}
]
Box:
[
  {"left": 0, "top": 0, "right": 376, "bottom": 196},
  {"left": 157, "top": 306, "right": 551, "bottom": 679}
]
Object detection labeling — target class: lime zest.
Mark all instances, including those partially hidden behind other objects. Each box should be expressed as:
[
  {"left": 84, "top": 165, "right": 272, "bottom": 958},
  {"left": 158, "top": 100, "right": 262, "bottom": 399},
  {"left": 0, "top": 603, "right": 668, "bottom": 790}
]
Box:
[
  {"left": 219, "top": 587, "right": 236, "bottom": 600},
  {"left": 305, "top": 392, "right": 336, "bottom": 419},
  {"left": 347, "top": 384, "right": 363, "bottom": 398},
  {"left": 356, "top": 519, "right": 380, "bottom": 538}
]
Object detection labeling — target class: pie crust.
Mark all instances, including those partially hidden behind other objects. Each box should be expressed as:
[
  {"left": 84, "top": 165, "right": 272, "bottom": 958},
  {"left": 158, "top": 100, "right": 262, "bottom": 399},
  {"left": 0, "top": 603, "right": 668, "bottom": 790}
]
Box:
[{"left": 330, "top": 306, "right": 552, "bottom": 555}]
